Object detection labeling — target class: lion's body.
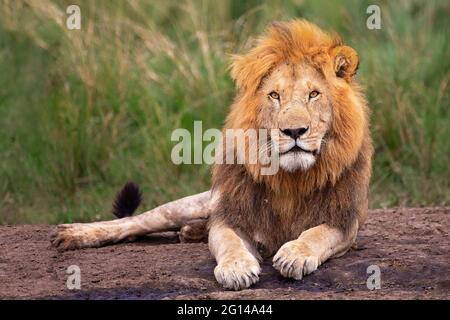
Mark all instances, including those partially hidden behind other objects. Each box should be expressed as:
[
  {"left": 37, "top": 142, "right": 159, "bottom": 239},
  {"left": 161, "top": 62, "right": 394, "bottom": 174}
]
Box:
[
  {"left": 211, "top": 20, "right": 372, "bottom": 259},
  {"left": 52, "top": 19, "right": 372, "bottom": 291},
  {"left": 211, "top": 137, "right": 371, "bottom": 258}
]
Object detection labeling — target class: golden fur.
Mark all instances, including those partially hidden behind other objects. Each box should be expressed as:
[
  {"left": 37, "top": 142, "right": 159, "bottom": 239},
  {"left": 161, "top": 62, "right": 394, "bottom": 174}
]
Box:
[
  {"left": 223, "top": 19, "right": 367, "bottom": 192},
  {"left": 211, "top": 19, "right": 372, "bottom": 257},
  {"left": 51, "top": 19, "right": 373, "bottom": 291}
]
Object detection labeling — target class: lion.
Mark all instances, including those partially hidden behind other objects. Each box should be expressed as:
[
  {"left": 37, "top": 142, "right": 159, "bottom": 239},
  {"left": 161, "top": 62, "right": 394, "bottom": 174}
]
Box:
[{"left": 51, "top": 19, "right": 372, "bottom": 291}]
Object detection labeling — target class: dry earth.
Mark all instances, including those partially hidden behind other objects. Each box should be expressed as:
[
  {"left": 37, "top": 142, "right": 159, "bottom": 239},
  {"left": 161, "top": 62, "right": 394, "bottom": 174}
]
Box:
[{"left": 0, "top": 207, "right": 449, "bottom": 299}]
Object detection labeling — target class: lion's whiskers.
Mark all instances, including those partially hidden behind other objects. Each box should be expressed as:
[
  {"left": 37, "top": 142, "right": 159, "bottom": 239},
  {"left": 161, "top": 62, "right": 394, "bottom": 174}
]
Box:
[{"left": 258, "top": 139, "right": 273, "bottom": 158}]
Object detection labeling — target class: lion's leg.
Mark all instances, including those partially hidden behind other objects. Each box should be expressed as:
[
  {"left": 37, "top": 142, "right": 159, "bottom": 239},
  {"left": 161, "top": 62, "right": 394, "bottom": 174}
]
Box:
[
  {"left": 179, "top": 218, "right": 209, "bottom": 243},
  {"left": 51, "top": 190, "right": 214, "bottom": 250},
  {"left": 273, "top": 221, "right": 358, "bottom": 280},
  {"left": 209, "top": 222, "right": 262, "bottom": 290}
]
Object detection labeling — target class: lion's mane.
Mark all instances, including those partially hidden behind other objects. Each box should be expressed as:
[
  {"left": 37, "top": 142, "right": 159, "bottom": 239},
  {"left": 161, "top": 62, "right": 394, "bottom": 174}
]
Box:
[{"left": 211, "top": 20, "right": 373, "bottom": 256}]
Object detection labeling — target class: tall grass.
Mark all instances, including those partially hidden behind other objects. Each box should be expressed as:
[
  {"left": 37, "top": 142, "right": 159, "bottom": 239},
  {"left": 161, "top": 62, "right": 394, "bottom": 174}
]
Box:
[{"left": 0, "top": 0, "right": 448, "bottom": 223}]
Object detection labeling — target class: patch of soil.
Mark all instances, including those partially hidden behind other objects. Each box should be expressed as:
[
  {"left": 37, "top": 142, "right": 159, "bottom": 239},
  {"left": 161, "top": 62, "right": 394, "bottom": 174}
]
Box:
[{"left": 0, "top": 207, "right": 449, "bottom": 299}]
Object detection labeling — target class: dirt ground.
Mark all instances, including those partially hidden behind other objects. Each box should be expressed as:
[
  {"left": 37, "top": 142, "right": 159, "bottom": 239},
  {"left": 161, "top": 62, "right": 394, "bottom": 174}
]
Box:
[{"left": 0, "top": 207, "right": 449, "bottom": 300}]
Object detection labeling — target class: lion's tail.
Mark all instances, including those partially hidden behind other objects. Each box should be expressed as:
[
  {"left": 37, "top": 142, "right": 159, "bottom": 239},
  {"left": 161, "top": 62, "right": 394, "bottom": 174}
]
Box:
[{"left": 112, "top": 182, "right": 142, "bottom": 218}]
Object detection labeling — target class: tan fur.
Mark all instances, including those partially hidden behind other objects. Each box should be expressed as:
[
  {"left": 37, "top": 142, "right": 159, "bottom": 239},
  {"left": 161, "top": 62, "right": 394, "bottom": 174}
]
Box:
[
  {"left": 51, "top": 191, "right": 214, "bottom": 250},
  {"left": 209, "top": 19, "right": 372, "bottom": 289},
  {"left": 273, "top": 222, "right": 358, "bottom": 280},
  {"left": 221, "top": 20, "right": 368, "bottom": 197},
  {"left": 209, "top": 222, "right": 261, "bottom": 290},
  {"left": 51, "top": 19, "right": 372, "bottom": 292}
]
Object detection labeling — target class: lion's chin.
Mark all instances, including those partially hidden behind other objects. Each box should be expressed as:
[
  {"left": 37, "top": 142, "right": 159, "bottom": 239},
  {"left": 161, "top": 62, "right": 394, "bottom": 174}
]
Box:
[{"left": 279, "top": 152, "right": 316, "bottom": 172}]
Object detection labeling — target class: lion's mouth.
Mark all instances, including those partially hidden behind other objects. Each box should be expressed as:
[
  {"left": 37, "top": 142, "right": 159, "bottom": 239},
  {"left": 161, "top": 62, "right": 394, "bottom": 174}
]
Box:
[{"left": 281, "top": 145, "right": 318, "bottom": 156}]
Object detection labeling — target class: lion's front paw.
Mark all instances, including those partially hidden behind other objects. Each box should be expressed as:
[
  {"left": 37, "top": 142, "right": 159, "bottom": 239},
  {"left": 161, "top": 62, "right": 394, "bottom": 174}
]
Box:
[
  {"left": 50, "top": 224, "right": 108, "bottom": 250},
  {"left": 273, "top": 240, "right": 320, "bottom": 280},
  {"left": 214, "top": 251, "right": 261, "bottom": 291}
]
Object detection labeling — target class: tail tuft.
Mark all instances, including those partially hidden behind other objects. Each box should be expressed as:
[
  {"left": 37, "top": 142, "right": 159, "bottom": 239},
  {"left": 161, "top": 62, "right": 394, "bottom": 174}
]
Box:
[{"left": 112, "top": 182, "right": 142, "bottom": 218}]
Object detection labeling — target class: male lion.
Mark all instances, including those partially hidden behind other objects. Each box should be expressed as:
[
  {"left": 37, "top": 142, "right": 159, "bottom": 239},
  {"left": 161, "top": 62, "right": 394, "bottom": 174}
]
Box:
[{"left": 52, "top": 20, "right": 372, "bottom": 291}]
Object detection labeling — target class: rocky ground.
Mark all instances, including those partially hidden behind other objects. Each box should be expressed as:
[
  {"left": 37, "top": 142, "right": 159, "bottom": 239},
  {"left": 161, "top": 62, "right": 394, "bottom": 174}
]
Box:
[{"left": 0, "top": 207, "right": 449, "bottom": 299}]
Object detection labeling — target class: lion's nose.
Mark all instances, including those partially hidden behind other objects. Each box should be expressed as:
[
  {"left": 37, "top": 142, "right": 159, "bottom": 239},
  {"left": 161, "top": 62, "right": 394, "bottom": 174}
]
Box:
[{"left": 280, "top": 127, "right": 309, "bottom": 139}]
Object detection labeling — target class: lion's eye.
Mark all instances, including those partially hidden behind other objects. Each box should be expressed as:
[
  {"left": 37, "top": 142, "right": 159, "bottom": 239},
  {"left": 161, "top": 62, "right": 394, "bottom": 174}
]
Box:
[
  {"left": 309, "top": 90, "right": 320, "bottom": 99},
  {"left": 269, "top": 91, "right": 280, "bottom": 100}
]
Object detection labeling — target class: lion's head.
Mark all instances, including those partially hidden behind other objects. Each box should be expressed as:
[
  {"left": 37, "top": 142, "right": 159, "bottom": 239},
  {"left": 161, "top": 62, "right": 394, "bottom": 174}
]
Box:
[{"left": 216, "top": 19, "right": 370, "bottom": 195}]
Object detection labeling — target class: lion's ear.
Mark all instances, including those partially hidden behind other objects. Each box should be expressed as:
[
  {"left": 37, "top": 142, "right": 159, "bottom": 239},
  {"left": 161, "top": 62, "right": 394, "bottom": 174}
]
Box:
[{"left": 330, "top": 46, "right": 359, "bottom": 81}]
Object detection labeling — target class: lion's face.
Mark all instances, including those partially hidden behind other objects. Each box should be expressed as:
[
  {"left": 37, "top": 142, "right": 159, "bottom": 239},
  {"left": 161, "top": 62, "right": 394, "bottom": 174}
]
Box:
[
  {"left": 223, "top": 20, "right": 367, "bottom": 187},
  {"left": 258, "top": 62, "right": 332, "bottom": 172}
]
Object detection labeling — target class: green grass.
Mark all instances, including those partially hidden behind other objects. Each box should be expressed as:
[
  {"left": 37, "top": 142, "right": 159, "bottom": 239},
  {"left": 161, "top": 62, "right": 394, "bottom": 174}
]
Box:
[{"left": 0, "top": 0, "right": 448, "bottom": 224}]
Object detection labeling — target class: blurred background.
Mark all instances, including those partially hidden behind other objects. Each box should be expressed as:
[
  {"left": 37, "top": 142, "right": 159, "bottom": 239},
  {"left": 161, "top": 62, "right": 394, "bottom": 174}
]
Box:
[{"left": 0, "top": 0, "right": 448, "bottom": 224}]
